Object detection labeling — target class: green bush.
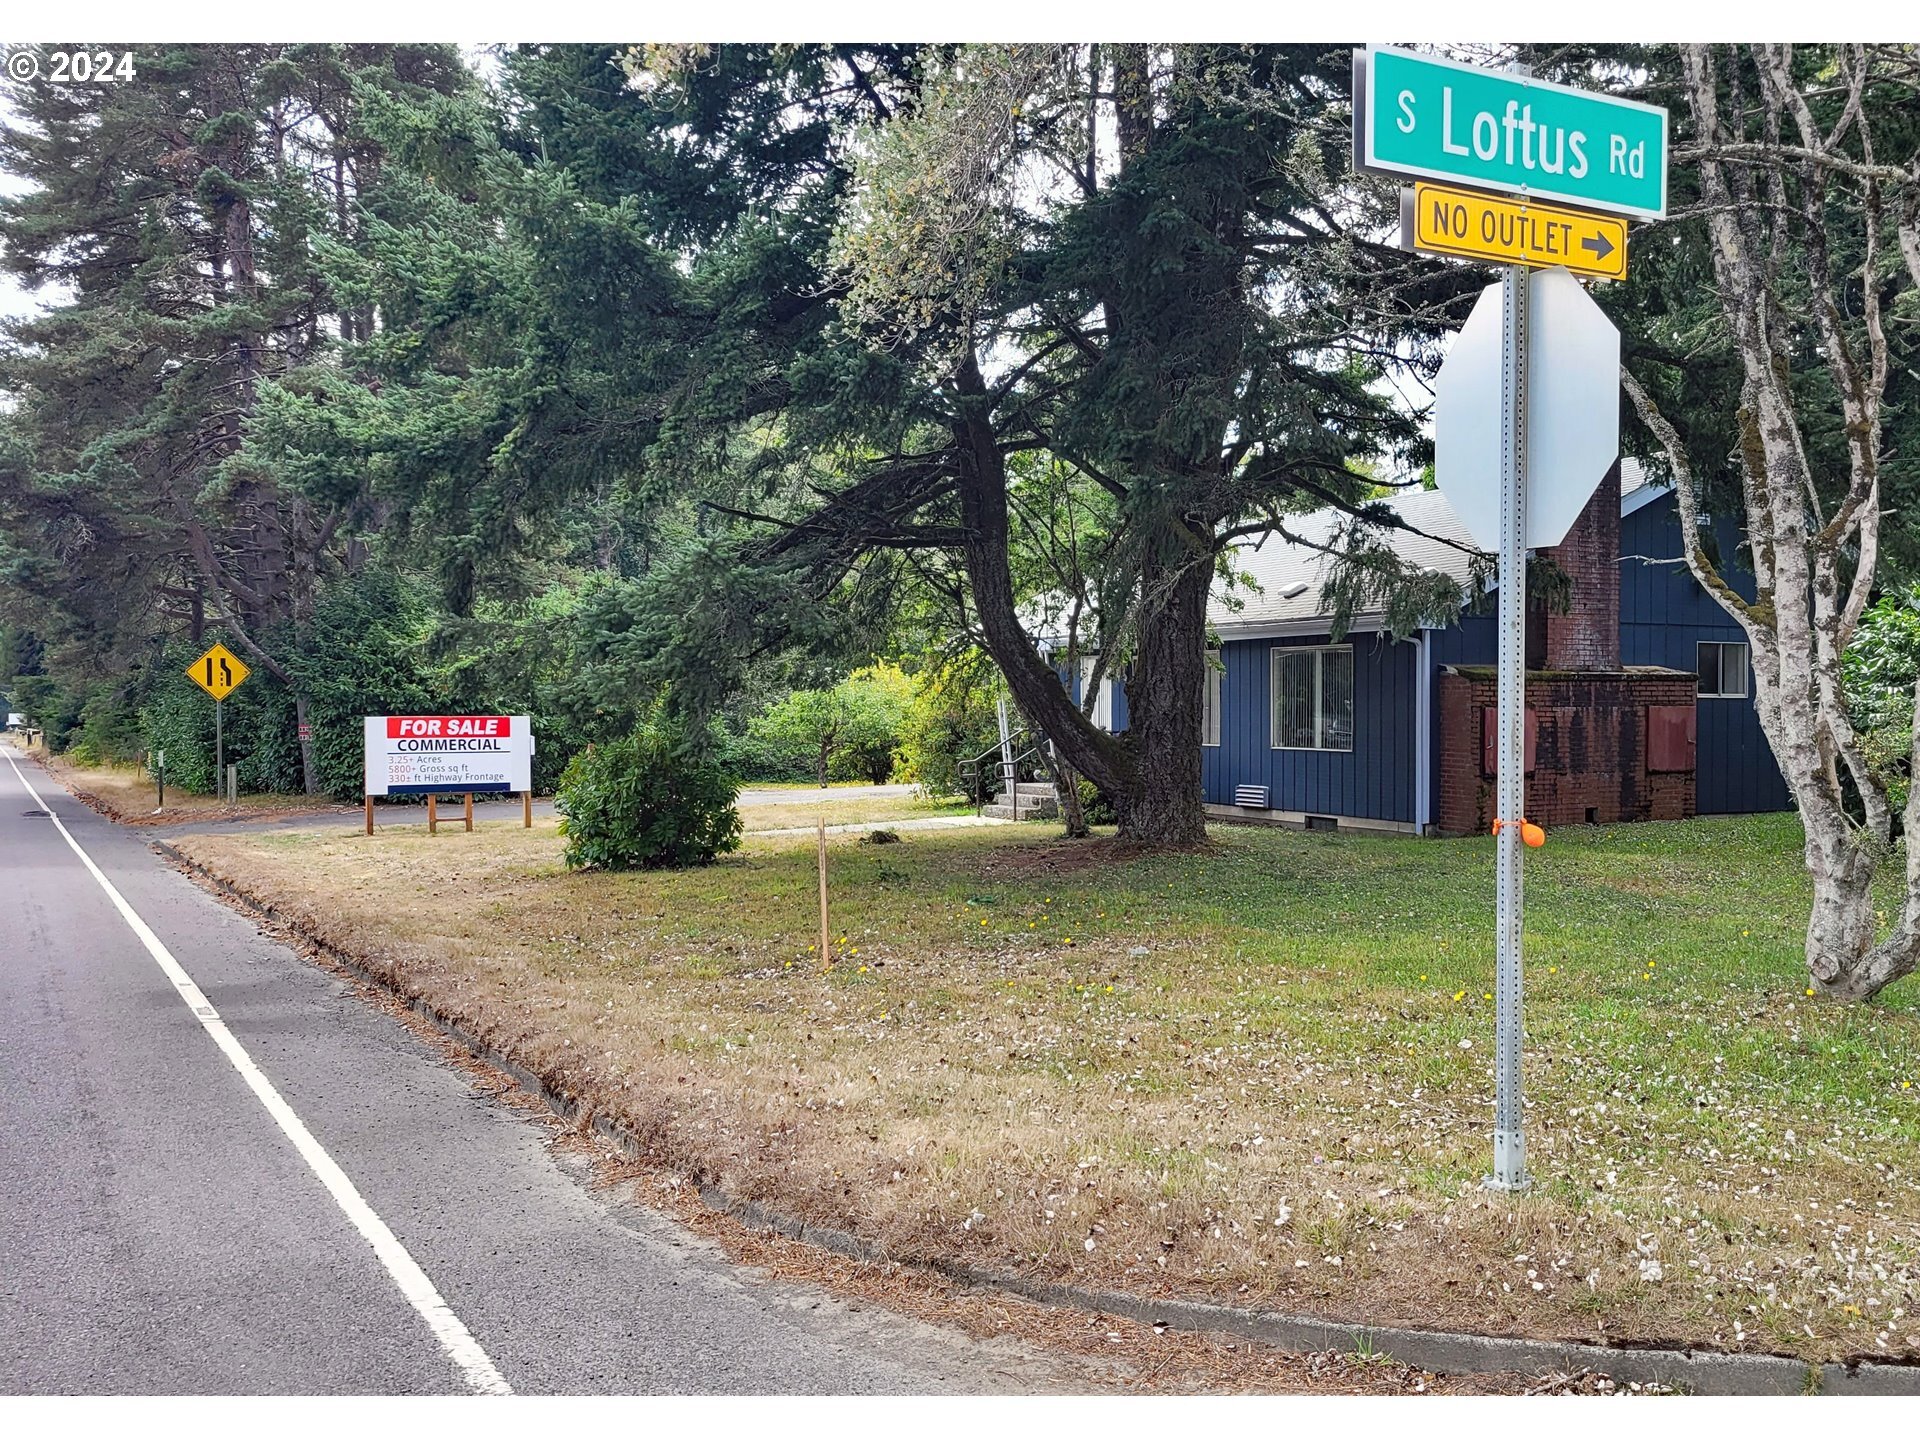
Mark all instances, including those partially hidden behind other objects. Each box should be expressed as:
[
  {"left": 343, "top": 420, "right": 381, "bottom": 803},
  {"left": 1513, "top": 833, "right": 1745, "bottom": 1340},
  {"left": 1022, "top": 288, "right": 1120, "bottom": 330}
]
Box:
[
  {"left": 746, "top": 664, "right": 914, "bottom": 785},
  {"left": 897, "top": 653, "right": 1000, "bottom": 798},
  {"left": 1075, "top": 776, "right": 1119, "bottom": 827},
  {"left": 1844, "top": 587, "right": 1918, "bottom": 823},
  {"left": 556, "top": 719, "right": 742, "bottom": 871}
]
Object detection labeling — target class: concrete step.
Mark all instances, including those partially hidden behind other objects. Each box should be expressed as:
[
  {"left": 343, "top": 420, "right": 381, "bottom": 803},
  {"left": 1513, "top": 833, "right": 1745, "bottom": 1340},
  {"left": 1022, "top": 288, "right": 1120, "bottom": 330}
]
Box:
[
  {"left": 1010, "top": 781, "right": 1057, "bottom": 797},
  {"left": 984, "top": 799, "right": 1059, "bottom": 820}
]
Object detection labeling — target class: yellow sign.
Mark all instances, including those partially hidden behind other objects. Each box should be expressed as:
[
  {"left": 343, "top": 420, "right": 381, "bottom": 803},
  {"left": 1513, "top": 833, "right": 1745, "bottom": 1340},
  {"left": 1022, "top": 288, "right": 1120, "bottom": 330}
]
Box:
[
  {"left": 1406, "top": 182, "right": 1628, "bottom": 281},
  {"left": 186, "top": 642, "right": 250, "bottom": 702}
]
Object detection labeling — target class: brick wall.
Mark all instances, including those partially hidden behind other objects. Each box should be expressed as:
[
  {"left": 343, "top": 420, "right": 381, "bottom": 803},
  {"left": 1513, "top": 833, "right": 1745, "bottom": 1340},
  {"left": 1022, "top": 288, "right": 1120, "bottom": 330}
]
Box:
[
  {"left": 1541, "top": 460, "right": 1622, "bottom": 671},
  {"left": 1436, "top": 666, "right": 1697, "bottom": 836}
]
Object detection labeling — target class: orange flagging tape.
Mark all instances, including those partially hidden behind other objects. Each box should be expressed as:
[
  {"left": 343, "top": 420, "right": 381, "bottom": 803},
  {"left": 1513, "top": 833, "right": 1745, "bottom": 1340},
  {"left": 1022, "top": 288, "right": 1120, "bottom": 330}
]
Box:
[{"left": 1491, "top": 818, "right": 1547, "bottom": 848}]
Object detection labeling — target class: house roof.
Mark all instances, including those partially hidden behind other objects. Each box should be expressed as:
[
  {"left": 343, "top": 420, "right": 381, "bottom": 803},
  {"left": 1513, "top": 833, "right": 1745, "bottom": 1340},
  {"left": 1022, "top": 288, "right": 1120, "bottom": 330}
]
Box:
[{"left": 1210, "top": 458, "right": 1656, "bottom": 637}]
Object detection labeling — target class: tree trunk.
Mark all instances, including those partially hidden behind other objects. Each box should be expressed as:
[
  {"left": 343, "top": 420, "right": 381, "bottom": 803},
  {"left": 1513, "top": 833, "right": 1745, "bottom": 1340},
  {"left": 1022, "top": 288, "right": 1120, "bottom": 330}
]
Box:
[
  {"left": 948, "top": 353, "right": 1215, "bottom": 845},
  {"left": 1111, "top": 550, "right": 1210, "bottom": 845},
  {"left": 294, "top": 692, "right": 319, "bottom": 797},
  {"left": 1052, "top": 752, "right": 1090, "bottom": 838}
]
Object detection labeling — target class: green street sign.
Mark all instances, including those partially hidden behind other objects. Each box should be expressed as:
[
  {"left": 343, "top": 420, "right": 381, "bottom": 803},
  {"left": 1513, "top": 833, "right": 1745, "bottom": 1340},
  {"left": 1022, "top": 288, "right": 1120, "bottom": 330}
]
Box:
[{"left": 1357, "top": 46, "right": 1667, "bottom": 220}]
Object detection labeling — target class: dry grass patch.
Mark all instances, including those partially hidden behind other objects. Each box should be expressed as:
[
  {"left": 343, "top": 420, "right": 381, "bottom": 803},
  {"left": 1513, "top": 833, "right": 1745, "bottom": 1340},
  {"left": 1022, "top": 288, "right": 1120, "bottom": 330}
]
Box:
[
  {"left": 11, "top": 739, "right": 340, "bottom": 825},
  {"left": 173, "top": 812, "right": 1920, "bottom": 1365}
]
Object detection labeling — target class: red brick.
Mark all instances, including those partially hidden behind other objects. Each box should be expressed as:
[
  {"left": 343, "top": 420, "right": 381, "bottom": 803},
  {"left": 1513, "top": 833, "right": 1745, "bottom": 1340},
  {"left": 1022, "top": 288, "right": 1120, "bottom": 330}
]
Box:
[{"left": 1436, "top": 666, "right": 1697, "bottom": 836}]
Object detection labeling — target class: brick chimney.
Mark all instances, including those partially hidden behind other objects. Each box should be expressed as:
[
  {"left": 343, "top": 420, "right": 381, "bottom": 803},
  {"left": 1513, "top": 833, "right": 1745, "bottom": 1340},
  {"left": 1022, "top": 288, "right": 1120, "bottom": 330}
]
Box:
[{"left": 1540, "top": 460, "right": 1621, "bottom": 671}]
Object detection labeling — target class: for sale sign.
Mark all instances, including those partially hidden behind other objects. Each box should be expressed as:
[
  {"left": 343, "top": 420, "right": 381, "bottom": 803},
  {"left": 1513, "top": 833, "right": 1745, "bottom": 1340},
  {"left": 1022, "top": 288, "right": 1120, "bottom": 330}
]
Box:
[{"left": 363, "top": 715, "right": 533, "bottom": 796}]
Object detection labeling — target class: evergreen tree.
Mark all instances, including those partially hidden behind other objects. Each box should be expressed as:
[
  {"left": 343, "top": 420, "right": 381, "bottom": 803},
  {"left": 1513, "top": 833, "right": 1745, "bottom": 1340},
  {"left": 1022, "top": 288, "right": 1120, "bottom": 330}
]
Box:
[{"left": 0, "top": 44, "right": 471, "bottom": 787}]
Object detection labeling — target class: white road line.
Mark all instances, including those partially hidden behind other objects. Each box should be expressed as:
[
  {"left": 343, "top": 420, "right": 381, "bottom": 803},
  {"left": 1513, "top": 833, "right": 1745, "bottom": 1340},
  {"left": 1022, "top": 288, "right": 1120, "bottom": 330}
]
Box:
[{"left": 1, "top": 747, "right": 513, "bottom": 1396}]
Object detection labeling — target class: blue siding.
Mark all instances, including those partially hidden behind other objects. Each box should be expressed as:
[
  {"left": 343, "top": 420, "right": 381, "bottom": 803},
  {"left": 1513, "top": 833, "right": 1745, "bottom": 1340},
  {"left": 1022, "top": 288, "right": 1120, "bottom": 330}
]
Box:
[
  {"left": 1617, "top": 495, "right": 1790, "bottom": 815},
  {"left": 1203, "top": 632, "right": 1420, "bottom": 823}
]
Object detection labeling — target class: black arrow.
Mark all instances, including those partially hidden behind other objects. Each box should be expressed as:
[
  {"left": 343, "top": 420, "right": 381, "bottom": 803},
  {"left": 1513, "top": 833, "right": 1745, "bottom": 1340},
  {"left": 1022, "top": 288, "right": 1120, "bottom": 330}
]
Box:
[{"left": 1580, "top": 231, "right": 1616, "bottom": 261}]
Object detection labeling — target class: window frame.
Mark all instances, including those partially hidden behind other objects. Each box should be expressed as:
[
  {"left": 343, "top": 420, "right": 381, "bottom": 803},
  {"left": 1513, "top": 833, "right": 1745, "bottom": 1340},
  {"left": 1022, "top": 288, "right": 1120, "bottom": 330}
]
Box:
[
  {"left": 1268, "top": 643, "right": 1354, "bottom": 753},
  {"left": 1201, "top": 649, "right": 1222, "bottom": 748},
  {"left": 1697, "top": 640, "right": 1750, "bottom": 700},
  {"left": 1079, "top": 656, "right": 1114, "bottom": 730}
]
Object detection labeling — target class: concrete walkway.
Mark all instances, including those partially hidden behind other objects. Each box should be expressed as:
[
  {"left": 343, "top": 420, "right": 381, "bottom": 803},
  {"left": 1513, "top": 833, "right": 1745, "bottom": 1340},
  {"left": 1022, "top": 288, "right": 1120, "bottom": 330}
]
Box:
[{"left": 746, "top": 814, "right": 1010, "bottom": 838}]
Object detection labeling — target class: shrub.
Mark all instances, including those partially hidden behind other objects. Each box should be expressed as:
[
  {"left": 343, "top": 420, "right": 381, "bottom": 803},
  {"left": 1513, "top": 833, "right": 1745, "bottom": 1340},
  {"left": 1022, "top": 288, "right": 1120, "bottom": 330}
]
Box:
[
  {"left": 747, "top": 664, "right": 915, "bottom": 785},
  {"left": 1076, "top": 776, "right": 1119, "bottom": 827},
  {"left": 897, "top": 653, "right": 1001, "bottom": 798},
  {"left": 557, "top": 719, "right": 742, "bottom": 871}
]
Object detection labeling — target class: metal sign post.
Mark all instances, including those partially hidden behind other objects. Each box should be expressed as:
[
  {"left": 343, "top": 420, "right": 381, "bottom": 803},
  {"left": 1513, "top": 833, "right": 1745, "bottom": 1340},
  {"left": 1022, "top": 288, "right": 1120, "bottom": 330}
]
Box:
[
  {"left": 1490, "top": 263, "right": 1530, "bottom": 1192},
  {"left": 1360, "top": 44, "right": 1651, "bottom": 1194},
  {"left": 215, "top": 699, "right": 223, "bottom": 801}
]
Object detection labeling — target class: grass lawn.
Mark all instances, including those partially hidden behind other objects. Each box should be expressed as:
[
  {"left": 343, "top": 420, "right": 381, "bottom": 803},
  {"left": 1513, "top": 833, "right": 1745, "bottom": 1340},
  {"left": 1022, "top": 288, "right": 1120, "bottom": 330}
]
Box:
[{"left": 172, "top": 811, "right": 1920, "bottom": 1363}]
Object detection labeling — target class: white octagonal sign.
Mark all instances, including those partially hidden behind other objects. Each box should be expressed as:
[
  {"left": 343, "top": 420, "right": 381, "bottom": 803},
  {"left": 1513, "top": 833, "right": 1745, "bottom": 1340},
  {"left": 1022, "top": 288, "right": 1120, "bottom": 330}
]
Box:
[{"left": 1434, "top": 266, "right": 1620, "bottom": 552}]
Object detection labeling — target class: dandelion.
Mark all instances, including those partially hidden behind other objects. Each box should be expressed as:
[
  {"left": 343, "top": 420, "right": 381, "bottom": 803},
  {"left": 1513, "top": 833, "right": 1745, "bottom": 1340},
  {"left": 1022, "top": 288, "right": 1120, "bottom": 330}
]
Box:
[
  {"left": 1105, "top": 984, "right": 1113, "bottom": 993},
  {"left": 1419, "top": 973, "right": 1428, "bottom": 982},
  {"left": 1453, "top": 990, "right": 1465, "bottom": 1002},
  {"left": 1483, "top": 992, "right": 1492, "bottom": 1001},
  {"left": 1807, "top": 987, "right": 1817, "bottom": 997}
]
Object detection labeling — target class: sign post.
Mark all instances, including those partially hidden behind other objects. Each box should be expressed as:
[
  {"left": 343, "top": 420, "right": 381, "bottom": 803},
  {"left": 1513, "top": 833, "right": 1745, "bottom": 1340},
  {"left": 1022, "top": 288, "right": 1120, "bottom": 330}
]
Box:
[
  {"left": 1360, "top": 46, "right": 1658, "bottom": 1192},
  {"left": 1491, "top": 260, "right": 1530, "bottom": 1191},
  {"left": 185, "top": 642, "right": 250, "bottom": 799}
]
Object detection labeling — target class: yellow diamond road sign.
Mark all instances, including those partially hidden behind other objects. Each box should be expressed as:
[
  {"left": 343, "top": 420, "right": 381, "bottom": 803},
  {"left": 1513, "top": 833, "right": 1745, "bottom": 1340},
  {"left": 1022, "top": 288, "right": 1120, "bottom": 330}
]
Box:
[
  {"left": 186, "top": 642, "right": 250, "bottom": 701},
  {"left": 1404, "top": 182, "right": 1628, "bottom": 281}
]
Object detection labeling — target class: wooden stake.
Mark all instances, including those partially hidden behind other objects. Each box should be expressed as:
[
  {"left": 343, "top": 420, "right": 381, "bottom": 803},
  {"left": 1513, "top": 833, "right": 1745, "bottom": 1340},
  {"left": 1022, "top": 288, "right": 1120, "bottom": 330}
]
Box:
[
  {"left": 364, "top": 794, "right": 373, "bottom": 836},
  {"left": 523, "top": 790, "right": 532, "bottom": 828},
  {"left": 428, "top": 793, "right": 438, "bottom": 834},
  {"left": 817, "top": 815, "right": 830, "bottom": 966},
  {"left": 464, "top": 791, "right": 474, "bottom": 832}
]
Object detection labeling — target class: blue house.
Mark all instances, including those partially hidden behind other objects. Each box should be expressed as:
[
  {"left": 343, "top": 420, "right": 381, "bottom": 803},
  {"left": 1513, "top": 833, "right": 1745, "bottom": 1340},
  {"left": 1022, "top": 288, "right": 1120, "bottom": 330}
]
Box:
[{"left": 1063, "top": 459, "right": 1789, "bottom": 836}]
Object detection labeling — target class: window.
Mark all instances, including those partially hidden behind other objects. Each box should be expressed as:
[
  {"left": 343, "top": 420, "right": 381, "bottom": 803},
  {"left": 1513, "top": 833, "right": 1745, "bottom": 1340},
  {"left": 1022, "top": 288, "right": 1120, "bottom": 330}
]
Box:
[
  {"left": 1270, "top": 645, "right": 1353, "bottom": 751},
  {"left": 1201, "top": 650, "right": 1222, "bottom": 747},
  {"left": 1697, "top": 640, "right": 1749, "bottom": 699}
]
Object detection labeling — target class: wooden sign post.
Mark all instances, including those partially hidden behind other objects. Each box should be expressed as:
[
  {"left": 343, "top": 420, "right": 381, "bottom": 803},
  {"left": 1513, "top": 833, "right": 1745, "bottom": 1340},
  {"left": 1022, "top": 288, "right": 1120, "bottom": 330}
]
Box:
[{"left": 817, "top": 815, "right": 830, "bottom": 967}]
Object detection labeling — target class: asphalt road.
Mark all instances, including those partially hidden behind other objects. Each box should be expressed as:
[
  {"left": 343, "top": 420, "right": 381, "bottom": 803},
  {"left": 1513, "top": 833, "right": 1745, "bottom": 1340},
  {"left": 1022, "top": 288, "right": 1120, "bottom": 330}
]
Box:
[{"left": 0, "top": 744, "right": 1072, "bottom": 1394}]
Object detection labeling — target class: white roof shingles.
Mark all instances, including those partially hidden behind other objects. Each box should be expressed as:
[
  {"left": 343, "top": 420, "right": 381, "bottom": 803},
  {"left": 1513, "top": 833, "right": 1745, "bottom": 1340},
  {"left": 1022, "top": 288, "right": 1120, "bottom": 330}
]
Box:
[{"left": 1209, "top": 459, "right": 1652, "bottom": 636}]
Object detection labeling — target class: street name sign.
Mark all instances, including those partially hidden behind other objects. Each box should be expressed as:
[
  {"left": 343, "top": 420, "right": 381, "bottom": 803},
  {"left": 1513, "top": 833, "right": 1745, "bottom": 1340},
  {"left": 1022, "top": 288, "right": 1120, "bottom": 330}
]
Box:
[
  {"left": 363, "top": 714, "right": 533, "bottom": 797},
  {"left": 185, "top": 642, "right": 250, "bottom": 701},
  {"left": 1357, "top": 45, "right": 1668, "bottom": 220},
  {"left": 1433, "top": 265, "right": 1621, "bottom": 552},
  {"left": 1405, "top": 181, "right": 1627, "bottom": 281}
]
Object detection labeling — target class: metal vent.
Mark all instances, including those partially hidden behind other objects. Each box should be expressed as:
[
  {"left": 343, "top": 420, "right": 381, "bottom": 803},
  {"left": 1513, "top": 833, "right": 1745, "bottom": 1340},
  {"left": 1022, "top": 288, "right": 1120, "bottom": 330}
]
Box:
[{"left": 1233, "top": 785, "right": 1271, "bottom": 809}]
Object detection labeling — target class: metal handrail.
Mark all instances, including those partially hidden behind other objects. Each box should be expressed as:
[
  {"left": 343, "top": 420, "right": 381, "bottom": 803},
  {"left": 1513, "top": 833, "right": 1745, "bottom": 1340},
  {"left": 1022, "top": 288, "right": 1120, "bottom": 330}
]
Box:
[{"left": 957, "top": 728, "right": 1056, "bottom": 817}]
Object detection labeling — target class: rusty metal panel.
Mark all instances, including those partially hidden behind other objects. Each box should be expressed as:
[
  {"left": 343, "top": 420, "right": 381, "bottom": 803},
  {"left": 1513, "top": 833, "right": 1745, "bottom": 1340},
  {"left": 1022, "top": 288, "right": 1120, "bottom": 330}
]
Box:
[{"left": 1647, "top": 703, "right": 1697, "bottom": 773}]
